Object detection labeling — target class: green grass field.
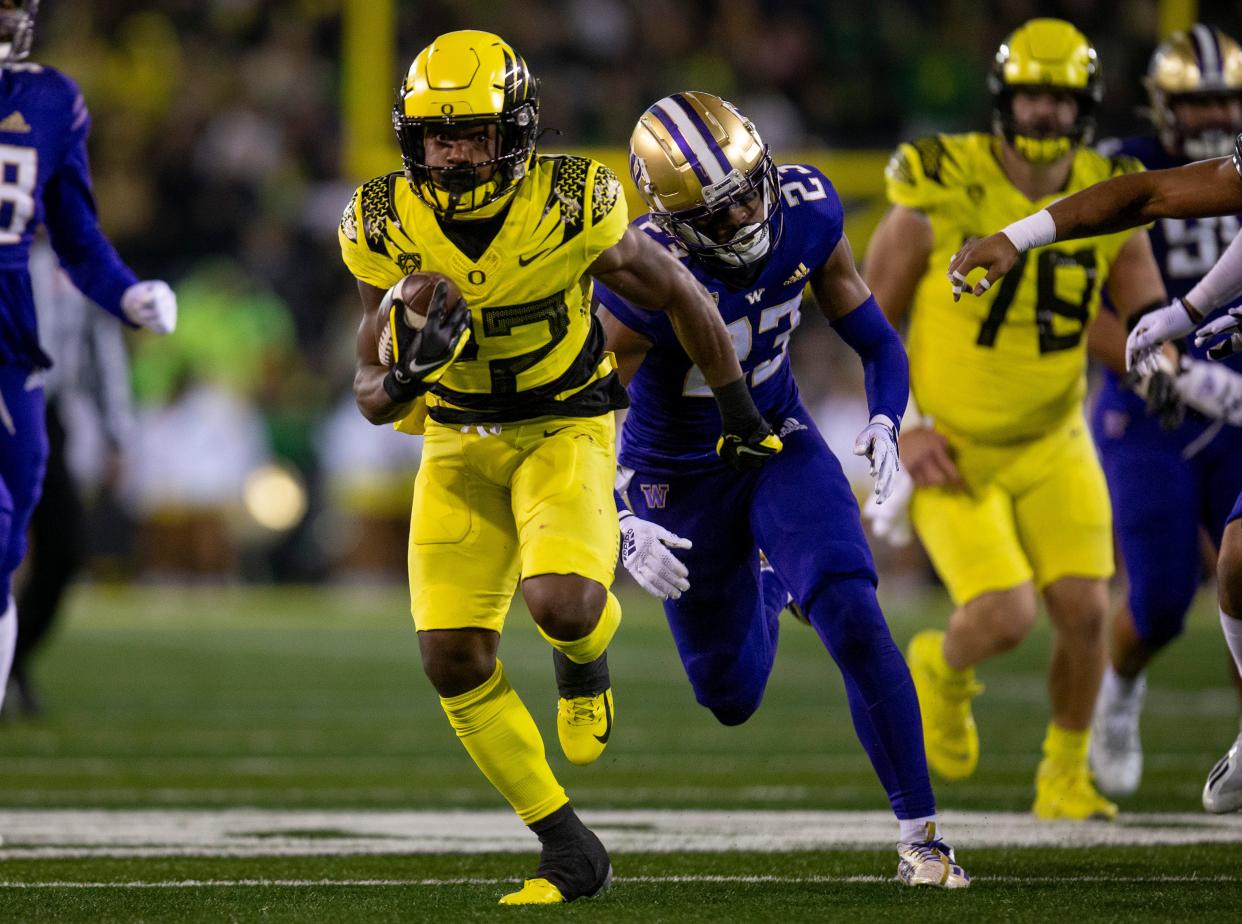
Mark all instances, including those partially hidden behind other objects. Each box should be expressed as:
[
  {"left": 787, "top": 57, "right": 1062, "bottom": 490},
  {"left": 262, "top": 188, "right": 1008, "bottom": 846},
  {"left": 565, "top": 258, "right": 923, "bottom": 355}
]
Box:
[{"left": 2, "top": 583, "right": 1241, "bottom": 921}]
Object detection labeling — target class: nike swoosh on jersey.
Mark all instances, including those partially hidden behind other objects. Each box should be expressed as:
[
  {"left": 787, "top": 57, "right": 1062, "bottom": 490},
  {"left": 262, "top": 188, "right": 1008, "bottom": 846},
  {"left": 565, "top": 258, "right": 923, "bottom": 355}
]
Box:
[
  {"left": 593, "top": 694, "right": 612, "bottom": 745},
  {"left": 518, "top": 248, "right": 551, "bottom": 267},
  {"left": 543, "top": 425, "right": 572, "bottom": 438}
]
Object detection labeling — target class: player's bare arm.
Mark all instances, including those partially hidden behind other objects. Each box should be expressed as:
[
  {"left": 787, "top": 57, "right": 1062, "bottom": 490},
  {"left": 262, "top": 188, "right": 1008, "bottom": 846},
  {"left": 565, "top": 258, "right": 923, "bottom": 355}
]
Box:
[
  {"left": 591, "top": 225, "right": 781, "bottom": 468},
  {"left": 589, "top": 226, "right": 743, "bottom": 388},
  {"left": 862, "top": 205, "right": 935, "bottom": 327},
  {"left": 949, "top": 157, "right": 1242, "bottom": 298},
  {"left": 1086, "top": 231, "right": 1169, "bottom": 375},
  {"left": 809, "top": 233, "right": 871, "bottom": 321},
  {"left": 352, "top": 280, "right": 406, "bottom": 424},
  {"left": 597, "top": 305, "right": 653, "bottom": 387},
  {"left": 860, "top": 205, "right": 963, "bottom": 489}
]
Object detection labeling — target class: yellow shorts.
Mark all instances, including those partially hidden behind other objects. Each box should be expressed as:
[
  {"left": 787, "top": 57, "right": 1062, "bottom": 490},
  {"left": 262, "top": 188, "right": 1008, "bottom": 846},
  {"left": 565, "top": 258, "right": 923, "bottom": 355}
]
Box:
[
  {"left": 910, "top": 414, "right": 1113, "bottom": 606},
  {"left": 408, "top": 413, "right": 619, "bottom": 633}
]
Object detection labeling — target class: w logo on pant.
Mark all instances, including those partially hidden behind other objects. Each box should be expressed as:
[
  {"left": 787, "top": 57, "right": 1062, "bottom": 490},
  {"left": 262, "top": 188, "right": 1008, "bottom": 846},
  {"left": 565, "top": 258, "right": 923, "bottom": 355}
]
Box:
[{"left": 640, "top": 483, "right": 670, "bottom": 509}]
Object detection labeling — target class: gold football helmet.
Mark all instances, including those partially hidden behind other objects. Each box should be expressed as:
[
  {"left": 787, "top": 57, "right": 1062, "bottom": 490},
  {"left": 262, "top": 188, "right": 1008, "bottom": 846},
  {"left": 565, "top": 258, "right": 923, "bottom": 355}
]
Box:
[
  {"left": 629, "top": 91, "right": 780, "bottom": 280},
  {"left": 394, "top": 30, "right": 539, "bottom": 218},
  {"left": 0, "top": 0, "right": 38, "bottom": 64},
  {"left": 1146, "top": 24, "right": 1242, "bottom": 160},
  {"left": 988, "top": 18, "right": 1103, "bottom": 164}
]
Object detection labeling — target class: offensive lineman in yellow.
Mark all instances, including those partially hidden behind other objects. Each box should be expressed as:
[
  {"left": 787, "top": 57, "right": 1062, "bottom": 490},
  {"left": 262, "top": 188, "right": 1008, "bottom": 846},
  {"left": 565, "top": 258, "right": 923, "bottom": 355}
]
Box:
[
  {"left": 339, "top": 31, "right": 779, "bottom": 905},
  {"left": 862, "top": 19, "right": 1168, "bottom": 819}
]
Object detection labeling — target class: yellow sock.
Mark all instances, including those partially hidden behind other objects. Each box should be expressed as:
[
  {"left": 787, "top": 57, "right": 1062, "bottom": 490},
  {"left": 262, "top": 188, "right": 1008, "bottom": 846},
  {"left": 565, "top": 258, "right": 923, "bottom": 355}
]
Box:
[
  {"left": 439, "top": 660, "right": 567, "bottom": 824},
  {"left": 538, "top": 591, "right": 621, "bottom": 665},
  {"left": 1042, "top": 721, "right": 1089, "bottom": 768}
]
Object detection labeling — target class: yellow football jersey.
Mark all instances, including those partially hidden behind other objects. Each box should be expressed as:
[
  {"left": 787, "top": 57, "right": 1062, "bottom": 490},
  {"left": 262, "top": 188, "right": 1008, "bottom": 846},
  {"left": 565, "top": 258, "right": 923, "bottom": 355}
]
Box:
[
  {"left": 885, "top": 133, "right": 1144, "bottom": 444},
  {"left": 339, "top": 155, "right": 629, "bottom": 425}
]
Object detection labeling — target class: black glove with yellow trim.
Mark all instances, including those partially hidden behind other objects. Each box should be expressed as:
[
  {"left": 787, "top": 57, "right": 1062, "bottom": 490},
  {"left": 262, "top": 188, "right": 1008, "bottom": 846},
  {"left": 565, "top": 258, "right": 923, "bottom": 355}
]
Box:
[{"left": 712, "top": 378, "right": 783, "bottom": 471}]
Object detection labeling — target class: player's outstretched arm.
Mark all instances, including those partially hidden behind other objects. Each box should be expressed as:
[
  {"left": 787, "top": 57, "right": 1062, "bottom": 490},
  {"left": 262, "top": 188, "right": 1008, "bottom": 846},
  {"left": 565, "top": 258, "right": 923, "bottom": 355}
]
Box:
[
  {"left": 590, "top": 227, "right": 781, "bottom": 470},
  {"left": 45, "top": 133, "right": 176, "bottom": 334},
  {"left": 811, "top": 234, "right": 907, "bottom": 502},
  {"left": 948, "top": 157, "right": 1242, "bottom": 299}
]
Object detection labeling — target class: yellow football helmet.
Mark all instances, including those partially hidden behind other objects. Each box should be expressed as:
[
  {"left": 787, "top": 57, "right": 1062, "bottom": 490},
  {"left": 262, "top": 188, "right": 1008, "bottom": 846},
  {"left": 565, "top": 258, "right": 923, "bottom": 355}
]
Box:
[
  {"left": 988, "top": 18, "right": 1103, "bottom": 164},
  {"left": 629, "top": 91, "right": 780, "bottom": 281},
  {"left": 1146, "top": 24, "right": 1242, "bottom": 160},
  {"left": 394, "top": 30, "right": 539, "bottom": 218}
]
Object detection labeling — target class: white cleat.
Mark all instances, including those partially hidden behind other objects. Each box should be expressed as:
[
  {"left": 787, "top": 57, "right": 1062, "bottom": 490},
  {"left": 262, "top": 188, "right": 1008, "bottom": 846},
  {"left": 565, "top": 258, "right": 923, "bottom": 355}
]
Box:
[
  {"left": 1089, "top": 670, "right": 1145, "bottom": 796},
  {"left": 897, "top": 825, "right": 970, "bottom": 889},
  {"left": 1203, "top": 731, "right": 1242, "bottom": 814}
]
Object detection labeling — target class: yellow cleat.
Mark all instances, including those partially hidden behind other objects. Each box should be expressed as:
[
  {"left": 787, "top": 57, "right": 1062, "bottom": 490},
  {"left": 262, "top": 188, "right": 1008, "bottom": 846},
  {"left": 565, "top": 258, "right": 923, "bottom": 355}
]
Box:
[
  {"left": 498, "top": 877, "right": 565, "bottom": 905},
  {"left": 1033, "top": 758, "right": 1118, "bottom": 821},
  {"left": 557, "top": 689, "right": 614, "bottom": 766},
  {"left": 907, "top": 629, "right": 984, "bottom": 781}
]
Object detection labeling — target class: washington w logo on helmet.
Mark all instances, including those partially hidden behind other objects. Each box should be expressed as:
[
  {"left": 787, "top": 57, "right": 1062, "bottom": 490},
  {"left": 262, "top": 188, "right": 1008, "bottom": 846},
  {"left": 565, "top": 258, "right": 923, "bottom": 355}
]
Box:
[{"left": 393, "top": 30, "right": 540, "bottom": 219}]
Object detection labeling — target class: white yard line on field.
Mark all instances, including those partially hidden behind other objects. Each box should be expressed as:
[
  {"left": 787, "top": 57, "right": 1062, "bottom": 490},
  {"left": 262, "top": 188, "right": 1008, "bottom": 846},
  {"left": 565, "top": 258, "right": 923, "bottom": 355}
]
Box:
[
  {"left": 2, "top": 809, "right": 1242, "bottom": 859},
  {"left": 1, "top": 874, "right": 1241, "bottom": 889}
]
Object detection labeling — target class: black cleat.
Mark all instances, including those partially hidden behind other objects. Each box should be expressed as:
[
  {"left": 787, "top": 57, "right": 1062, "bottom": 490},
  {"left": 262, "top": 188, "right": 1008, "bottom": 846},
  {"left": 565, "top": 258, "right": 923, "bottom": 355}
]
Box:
[{"left": 499, "top": 804, "right": 612, "bottom": 904}]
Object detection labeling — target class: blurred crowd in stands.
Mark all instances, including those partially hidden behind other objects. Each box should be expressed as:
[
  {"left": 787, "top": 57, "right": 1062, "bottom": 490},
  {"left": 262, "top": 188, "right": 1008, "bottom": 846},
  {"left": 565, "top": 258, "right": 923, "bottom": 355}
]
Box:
[{"left": 21, "top": 0, "right": 1238, "bottom": 584}]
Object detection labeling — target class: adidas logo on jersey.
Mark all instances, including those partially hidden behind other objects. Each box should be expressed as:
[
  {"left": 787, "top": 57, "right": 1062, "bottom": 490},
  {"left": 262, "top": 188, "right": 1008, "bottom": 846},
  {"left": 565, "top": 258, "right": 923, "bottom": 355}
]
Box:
[
  {"left": 783, "top": 263, "right": 810, "bottom": 286},
  {"left": 777, "top": 418, "right": 808, "bottom": 438},
  {"left": 0, "top": 111, "right": 31, "bottom": 134}
]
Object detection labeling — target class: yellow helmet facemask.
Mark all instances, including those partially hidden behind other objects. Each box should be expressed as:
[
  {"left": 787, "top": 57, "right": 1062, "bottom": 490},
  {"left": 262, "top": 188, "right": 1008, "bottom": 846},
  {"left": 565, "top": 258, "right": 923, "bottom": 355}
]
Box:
[
  {"left": 988, "top": 18, "right": 1102, "bottom": 165},
  {"left": 394, "top": 30, "right": 540, "bottom": 219}
]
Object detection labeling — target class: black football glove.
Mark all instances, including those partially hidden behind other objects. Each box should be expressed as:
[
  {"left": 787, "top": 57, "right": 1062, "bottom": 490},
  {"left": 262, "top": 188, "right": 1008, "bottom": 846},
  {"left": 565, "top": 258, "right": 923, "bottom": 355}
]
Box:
[
  {"left": 717, "top": 420, "right": 784, "bottom": 471},
  {"left": 712, "top": 377, "right": 783, "bottom": 471},
  {"left": 383, "top": 281, "right": 472, "bottom": 403}
]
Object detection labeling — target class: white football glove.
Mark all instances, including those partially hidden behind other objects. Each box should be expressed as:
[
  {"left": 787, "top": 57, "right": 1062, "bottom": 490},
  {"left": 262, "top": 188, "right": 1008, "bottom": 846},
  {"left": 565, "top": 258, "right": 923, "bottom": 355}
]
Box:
[
  {"left": 853, "top": 414, "right": 900, "bottom": 503},
  {"left": 1174, "top": 357, "right": 1242, "bottom": 425},
  {"left": 1126, "top": 299, "right": 1198, "bottom": 376},
  {"left": 121, "top": 280, "right": 177, "bottom": 334},
  {"left": 619, "top": 510, "right": 692, "bottom": 600},
  {"left": 1195, "top": 307, "right": 1242, "bottom": 360},
  {"left": 862, "top": 467, "right": 914, "bottom": 547}
]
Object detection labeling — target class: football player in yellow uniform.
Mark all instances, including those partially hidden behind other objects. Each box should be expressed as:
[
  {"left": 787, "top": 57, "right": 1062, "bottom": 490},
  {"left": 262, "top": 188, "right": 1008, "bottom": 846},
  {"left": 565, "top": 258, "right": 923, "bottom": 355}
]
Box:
[
  {"left": 863, "top": 18, "right": 1168, "bottom": 820},
  {"left": 339, "top": 31, "right": 779, "bottom": 905}
]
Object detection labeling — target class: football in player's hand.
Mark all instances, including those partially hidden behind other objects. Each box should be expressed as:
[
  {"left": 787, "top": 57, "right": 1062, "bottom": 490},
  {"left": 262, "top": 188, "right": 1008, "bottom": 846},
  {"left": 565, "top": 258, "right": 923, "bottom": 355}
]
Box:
[{"left": 376, "top": 272, "right": 463, "bottom": 367}]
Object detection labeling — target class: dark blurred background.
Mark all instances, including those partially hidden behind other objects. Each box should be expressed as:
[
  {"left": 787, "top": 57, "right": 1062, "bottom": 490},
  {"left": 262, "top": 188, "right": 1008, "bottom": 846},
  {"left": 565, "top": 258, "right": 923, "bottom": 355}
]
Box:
[{"left": 16, "top": 0, "right": 1229, "bottom": 585}]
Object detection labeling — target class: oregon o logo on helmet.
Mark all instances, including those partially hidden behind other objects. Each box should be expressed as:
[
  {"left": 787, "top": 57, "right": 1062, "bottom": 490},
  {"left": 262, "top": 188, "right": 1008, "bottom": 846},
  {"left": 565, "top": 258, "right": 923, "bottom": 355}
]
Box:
[{"left": 441, "top": 103, "right": 454, "bottom": 116}]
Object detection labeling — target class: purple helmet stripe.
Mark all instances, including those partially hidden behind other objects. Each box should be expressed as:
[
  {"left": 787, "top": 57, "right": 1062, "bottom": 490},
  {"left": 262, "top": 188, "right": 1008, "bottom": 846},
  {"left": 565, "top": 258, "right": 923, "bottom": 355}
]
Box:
[
  {"left": 670, "top": 94, "right": 734, "bottom": 177},
  {"left": 1192, "top": 23, "right": 1223, "bottom": 80},
  {"left": 649, "top": 104, "right": 713, "bottom": 187}
]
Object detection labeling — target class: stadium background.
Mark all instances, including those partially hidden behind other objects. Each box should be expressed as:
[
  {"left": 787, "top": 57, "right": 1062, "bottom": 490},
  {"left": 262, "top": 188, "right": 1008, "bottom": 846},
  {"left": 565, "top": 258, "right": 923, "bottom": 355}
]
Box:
[
  {"left": 13, "top": 0, "right": 1227, "bottom": 587},
  {"left": 6, "top": 2, "right": 1242, "bottom": 919}
]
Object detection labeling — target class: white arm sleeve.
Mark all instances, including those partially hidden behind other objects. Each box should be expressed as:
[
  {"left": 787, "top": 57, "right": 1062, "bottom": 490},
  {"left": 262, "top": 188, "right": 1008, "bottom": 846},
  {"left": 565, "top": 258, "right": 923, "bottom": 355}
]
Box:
[{"left": 1186, "top": 228, "right": 1242, "bottom": 316}]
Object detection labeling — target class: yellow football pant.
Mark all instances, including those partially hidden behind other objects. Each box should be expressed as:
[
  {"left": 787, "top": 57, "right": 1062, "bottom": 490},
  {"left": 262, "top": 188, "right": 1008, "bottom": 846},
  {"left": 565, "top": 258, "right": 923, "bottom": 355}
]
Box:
[
  {"left": 912, "top": 413, "right": 1113, "bottom": 606},
  {"left": 408, "top": 413, "right": 619, "bottom": 632}
]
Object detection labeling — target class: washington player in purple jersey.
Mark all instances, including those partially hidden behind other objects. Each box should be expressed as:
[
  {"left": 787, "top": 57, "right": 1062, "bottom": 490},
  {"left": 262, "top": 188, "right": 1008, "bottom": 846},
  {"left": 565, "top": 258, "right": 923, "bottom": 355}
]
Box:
[
  {"left": 0, "top": 0, "right": 175, "bottom": 711},
  {"left": 595, "top": 92, "right": 968, "bottom": 888},
  {"left": 1087, "top": 25, "right": 1242, "bottom": 801}
]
